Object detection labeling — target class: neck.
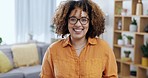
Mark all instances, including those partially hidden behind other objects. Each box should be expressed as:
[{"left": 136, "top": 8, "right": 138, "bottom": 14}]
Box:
[{"left": 70, "top": 37, "right": 87, "bottom": 48}]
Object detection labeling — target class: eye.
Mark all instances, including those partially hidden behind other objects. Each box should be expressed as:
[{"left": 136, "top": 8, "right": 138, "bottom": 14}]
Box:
[
  {"left": 80, "top": 18, "right": 88, "bottom": 23},
  {"left": 69, "top": 17, "right": 77, "bottom": 24},
  {"left": 81, "top": 18, "right": 87, "bottom": 22},
  {"left": 70, "top": 18, "right": 77, "bottom": 22}
]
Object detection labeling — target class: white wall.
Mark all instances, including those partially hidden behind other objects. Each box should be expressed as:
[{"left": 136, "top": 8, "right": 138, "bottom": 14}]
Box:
[
  {"left": 104, "top": 0, "right": 114, "bottom": 48},
  {"left": 0, "top": 0, "right": 16, "bottom": 44},
  {"left": 93, "top": 0, "right": 114, "bottom": 48}
]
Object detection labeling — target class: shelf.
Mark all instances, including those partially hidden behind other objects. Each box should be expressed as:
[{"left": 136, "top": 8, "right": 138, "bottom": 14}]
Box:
[
  {"left": 137, "top": 64, "right": 148, "bottom": 70},
  {"left": 114, "top": 44, "right": 122, "bottom": 48},
  {"left": 135, "top": 32, "right": 148, "bottom": 35},
  {"left": 114, "top": 0, "right": 148, "bottom": 78},
  {"left": 122, "top": 61, "right": 133, "bottom": 65},
  {"left": 114, "top": 44, "right": 134, "bottom": 48},
  {"left": 116, "top": 59, "right": 133, "bottom": 65},
  {"left": 115, "top": 15, "right": 122, "bottom": 17},
  {"left": 140, "top": 15, "right": 148, "bottom": 18},
  {"left": 114, "top": 30, "right": 122, "bottom": 33}
]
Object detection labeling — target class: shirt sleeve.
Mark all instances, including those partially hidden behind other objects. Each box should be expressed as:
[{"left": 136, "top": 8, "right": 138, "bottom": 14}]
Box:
[
  {"left": 103, "top": 48, "right": 118, "bottom": 78},
  {"left": 40, "top": 47, "right": 55, "bottom": 78}
]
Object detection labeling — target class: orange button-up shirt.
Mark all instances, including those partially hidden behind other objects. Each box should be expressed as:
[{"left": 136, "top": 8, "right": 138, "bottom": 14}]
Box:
[{"left": 40, "top": 37, "right": 118, "bottom": 78}]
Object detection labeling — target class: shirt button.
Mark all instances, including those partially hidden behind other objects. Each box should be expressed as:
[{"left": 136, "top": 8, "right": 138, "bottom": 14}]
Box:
[{"left": 76, "top": 70, "right": 79, "bottom": 75}]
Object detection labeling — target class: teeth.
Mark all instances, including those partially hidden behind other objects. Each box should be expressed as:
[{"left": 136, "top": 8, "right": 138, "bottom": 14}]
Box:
[
  {"left": 73, "top": 28, "right": 84, "bottom": 32},
  {"left": 74, "top": 29, "right": 82, "bottom": 32}
]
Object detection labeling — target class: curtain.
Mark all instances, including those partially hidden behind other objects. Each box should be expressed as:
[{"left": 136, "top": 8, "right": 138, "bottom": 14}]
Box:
[{"left": 15, "top": 0, "right": 56, "bottom": 43}]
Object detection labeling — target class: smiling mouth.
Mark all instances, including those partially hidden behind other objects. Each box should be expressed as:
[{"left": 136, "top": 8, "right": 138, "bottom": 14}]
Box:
[{"left": 73, "top": 28, "right": 84, "bottom": 33}]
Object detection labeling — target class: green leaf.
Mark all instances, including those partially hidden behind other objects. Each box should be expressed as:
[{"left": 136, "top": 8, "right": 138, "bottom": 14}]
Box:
[
  {"left": 0, "top": 37, "right": 2, "bottom": 44},
  {"left": 141, "top": 42, "right": 148, "bottom": 57},
  {"left": 118, "top": 35, "right": 122, "bottom": 39},
  {"left": 131, "top": 18, "right": 137, "bottom": 26}
]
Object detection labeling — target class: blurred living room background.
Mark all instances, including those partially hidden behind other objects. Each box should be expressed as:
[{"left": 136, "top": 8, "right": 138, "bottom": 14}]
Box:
[
  {"left": 0, "top": 0, "right": 114, "bottom": 78},
  {"left": 0, "top": 0, "right": 112, "bottom": 45},
  {"left": 1, "top": 0, "right": 148, "bottom": 78}
]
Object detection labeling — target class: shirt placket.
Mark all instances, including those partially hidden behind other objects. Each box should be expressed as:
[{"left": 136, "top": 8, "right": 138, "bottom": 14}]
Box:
[
  {"left": 71, "top": 47, "right": 80, "bottom": 78},
  {"left": 75, "top": 58, "right": 80, "bottom": 78}
]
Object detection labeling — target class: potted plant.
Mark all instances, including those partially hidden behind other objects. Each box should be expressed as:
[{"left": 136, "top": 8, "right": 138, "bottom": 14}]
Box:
[
  {"left": 123, "top": 35, "right": 133, "bottom": 45},
  {"left": 141, "top": 42, "right": 148, "bottom": 67},
  {"left": 0, "top": 37, "right": 2, "bottom": 45},
  {"left": 117, "top": 35, "right": 124, "bottom": 45},
  {"left": 126, "top": 35, "right": 133, "bottom": 45},
  {"left": 124, "top": 50, "right": 131, "bottom": 58},
  {"left": 129, "top": 18, "right": 137, "bottom": 32},
  {"left": 121, "top": 50, "right": 132, "bottom": 62}
]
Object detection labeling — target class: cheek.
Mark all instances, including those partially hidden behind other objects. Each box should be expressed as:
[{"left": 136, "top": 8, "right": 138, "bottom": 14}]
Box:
[
  {"left": 85, "top": 24, "right": 89, "bottom": 30},
  {"left": 68, "top": 24, "right": 73, "bottom": 30}
]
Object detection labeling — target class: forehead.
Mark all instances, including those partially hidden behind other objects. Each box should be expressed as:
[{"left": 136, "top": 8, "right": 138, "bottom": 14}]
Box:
[{"left": 69, "top": 8, "right": 88, "bottom": 17}]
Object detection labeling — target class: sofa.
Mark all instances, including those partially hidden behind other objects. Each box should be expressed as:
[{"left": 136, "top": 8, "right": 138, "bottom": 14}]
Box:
[{"left": 0, "top": 42, "right": 50, "bottom": 78}]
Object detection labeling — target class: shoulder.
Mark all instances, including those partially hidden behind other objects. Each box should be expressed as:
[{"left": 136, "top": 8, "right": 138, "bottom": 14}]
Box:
[
  {"left": 88, "top": 37, "right": 110, "bottom": 47},
  {"left": 49, "top": 39, "right": 65, "bottom": 49},
  {"left": 95, "top": 37, "right": 113, "bottom": 53},
  {"left": 45, "top": 39, "right": 66, "bottom": 55}
]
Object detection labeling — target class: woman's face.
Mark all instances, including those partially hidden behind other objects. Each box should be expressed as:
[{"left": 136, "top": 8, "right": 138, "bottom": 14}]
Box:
[{"left": 68, "top": 8, "right": 89, "bottom": 40}]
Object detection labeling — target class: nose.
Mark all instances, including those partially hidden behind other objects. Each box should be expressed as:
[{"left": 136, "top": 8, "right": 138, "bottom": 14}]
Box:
[{"left": 75, "top": 20, "right": 82, "bottom": 26}]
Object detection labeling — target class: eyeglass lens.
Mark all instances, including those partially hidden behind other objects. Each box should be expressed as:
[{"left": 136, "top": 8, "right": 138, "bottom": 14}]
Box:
[{"left": 69, "top": 17, "right": 89, "bottom": 25}]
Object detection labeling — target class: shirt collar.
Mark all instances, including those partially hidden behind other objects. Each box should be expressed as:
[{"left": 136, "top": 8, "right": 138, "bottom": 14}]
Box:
[
  {"left": 62, "top": 36, "right": 72, "bottom": 47},
  {"left": 88, "top": 37, "right": 97, "bottom": 45},
  {"left": 62, "top": 36, "right": 97, "bottom": 48}
]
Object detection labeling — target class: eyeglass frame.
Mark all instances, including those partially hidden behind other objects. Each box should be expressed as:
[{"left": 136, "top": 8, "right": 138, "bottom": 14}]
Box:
[{"left": 68, "top": 16, "right": 89, "bottom": 25}]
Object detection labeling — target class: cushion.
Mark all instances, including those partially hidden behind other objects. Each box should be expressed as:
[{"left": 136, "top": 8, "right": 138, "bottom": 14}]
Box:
[
  {"left": 11, "top": 43, "right": 39, "bottom": 67},
  {"left": 0, "top": 46, "right": 14, "bottom": 67},
  {"left": 0, "top": 50, "right": 13, "bottom": 73}
]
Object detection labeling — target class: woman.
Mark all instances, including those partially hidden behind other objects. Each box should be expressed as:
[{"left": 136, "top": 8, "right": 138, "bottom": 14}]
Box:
[{"left": 40, "top": 0, "right": 118, "bottom": 78}]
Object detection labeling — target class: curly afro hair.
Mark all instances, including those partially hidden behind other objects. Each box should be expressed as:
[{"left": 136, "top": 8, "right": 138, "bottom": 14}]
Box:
[{"left": 53, "top": 0, "right": 105, "bottom": 38}]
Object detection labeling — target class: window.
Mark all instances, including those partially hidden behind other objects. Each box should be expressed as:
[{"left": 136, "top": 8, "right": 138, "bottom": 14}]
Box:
[{"left": 0, "top": 0, "right": 16, "bottom": 44}]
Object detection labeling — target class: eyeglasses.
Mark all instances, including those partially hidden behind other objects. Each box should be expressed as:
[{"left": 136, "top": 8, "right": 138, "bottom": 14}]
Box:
[{"left": 68, "top": 16, "right": 89, "bottom": 25}]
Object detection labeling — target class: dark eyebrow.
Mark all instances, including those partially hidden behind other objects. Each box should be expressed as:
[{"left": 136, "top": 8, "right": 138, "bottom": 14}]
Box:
[
  {"left": 69, "top": 16, "right": 76, "bottom": 18},
  {"left": 69, "top": 16, "right": 89, "bottom": 19},
  {"left": 81, "top": 17, "right": 88, "bottom": 18}
]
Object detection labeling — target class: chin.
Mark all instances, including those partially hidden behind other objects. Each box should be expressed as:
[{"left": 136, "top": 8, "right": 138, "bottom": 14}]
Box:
[{"left": 72, "top": 35, "right": 85, "bottom": 39}]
